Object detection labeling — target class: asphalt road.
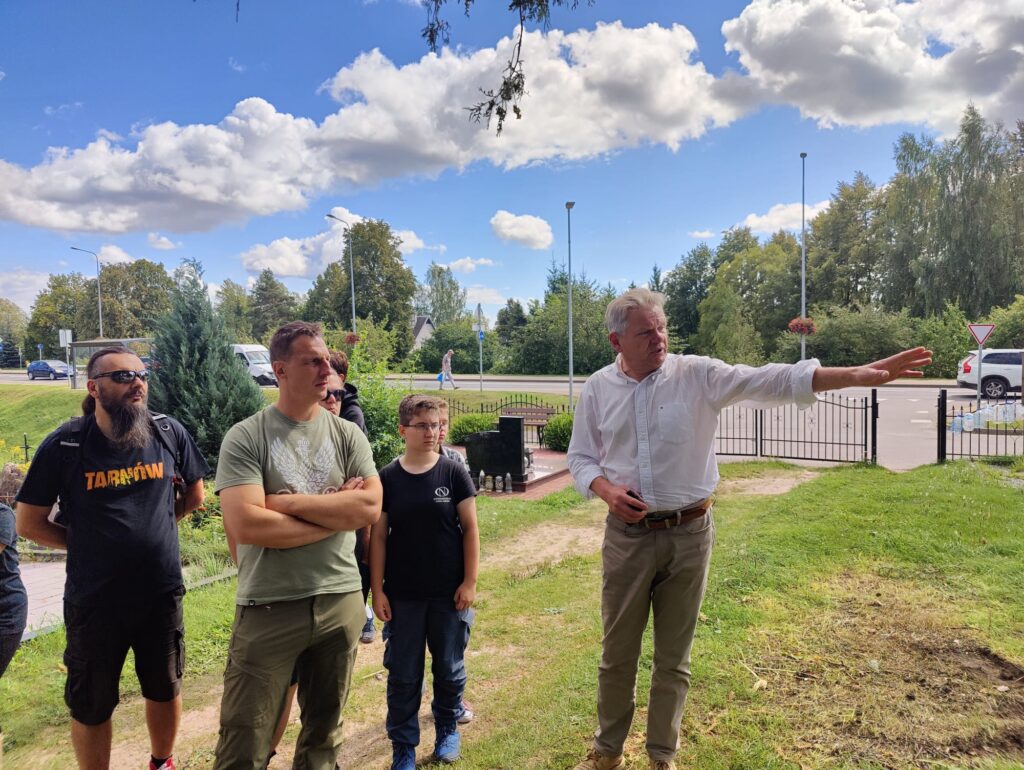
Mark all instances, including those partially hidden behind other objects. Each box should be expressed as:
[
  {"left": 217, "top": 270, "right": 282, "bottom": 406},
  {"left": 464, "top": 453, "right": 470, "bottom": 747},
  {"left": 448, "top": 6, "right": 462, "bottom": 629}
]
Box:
[{"left": 1, "top": 371, "right": 990, "bottom": 470}]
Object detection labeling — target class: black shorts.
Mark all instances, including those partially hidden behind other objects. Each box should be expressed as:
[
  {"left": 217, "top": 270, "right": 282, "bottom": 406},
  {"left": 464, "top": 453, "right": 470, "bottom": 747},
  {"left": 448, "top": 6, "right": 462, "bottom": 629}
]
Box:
[{"left": 63, "top": 587, "right": 185, "bottom": 725}]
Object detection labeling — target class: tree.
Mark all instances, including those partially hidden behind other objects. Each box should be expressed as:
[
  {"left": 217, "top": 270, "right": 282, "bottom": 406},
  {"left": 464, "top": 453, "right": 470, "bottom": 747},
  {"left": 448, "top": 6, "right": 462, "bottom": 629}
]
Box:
[
  {"left": 495, "top": 299, "right": 528, "bottom": 347},
  {"left": 74, "top": 259, "right": 175, "bottom": 340},
  {"left": 415, "top": 318, "right": 498, "bottom": 374},
  {"left": 986, "top": 294, "right": 1024, "bottom": 348},
  {"left": 216, "top": 279, "right": 254, "bottom": 343},
  {"left": 342, "top": 220, "right": 418, "bottom": 361},
  {"left": 648, "top": 265, "right": 664, "bottom": 293},
  {"left": 149, "top": 260, "right": 265, "bottom": 475},
  {"left": 691, "top": 282, "right": 765, "bottom": 366},
  {"left": 714, "top": 226, "right": 759, "bottom": 269},
  {"left": 662, "top": 244, "right": 715, "bottom": 350},
  {"left": 249, "top": 269, "right": 298, "bottom": 340},
  {"left": 304, "top": 262, "right": 349, "bottom": 329},
  {"left": 423, "top": 0, "right": 594, "bottom": 134},
  {"left": 413, "top": 263, "right": 468, "bottom": 327},
  {"left": 0, "top": 299, "right": 28, "bottom": 352},
  {"left": 25, "top": 273, "right": 89, "bottom": 356}
]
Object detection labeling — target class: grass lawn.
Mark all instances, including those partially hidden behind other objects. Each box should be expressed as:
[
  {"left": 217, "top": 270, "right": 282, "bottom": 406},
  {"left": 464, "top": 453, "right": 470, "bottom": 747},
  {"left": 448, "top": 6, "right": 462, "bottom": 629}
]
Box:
[
  {"left": 2, "top": 460, "right": 1023, "bottom": 769},
  {"left": 0, "top": 384, "right": 83, "bottom": 464}
]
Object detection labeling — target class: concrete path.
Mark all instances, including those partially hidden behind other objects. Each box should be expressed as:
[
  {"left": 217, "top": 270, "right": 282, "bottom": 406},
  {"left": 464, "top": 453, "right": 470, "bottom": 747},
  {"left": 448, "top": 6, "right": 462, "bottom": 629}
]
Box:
[{"left": 19, "top": 559, "right": 65, "bottom": 637}]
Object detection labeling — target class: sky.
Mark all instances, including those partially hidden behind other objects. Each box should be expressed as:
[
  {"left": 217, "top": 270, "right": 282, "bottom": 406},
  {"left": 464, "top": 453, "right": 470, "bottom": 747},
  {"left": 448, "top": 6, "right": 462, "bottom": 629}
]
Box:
[{"left": 1, "top": 0, "right": 1021, "bottom": 325}]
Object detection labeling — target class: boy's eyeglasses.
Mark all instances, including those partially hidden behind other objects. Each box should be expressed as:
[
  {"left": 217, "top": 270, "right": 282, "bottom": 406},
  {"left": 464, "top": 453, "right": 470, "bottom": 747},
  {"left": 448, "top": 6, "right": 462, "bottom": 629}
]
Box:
[
  {"left": 321, "top": 389, "right": 344, "bottom": 402},
  {"left": 406, "top": 423, "right": 441, "bottom": 432},
  {"left": 92, "top": 369, "right": 150, "bottom": 384}
]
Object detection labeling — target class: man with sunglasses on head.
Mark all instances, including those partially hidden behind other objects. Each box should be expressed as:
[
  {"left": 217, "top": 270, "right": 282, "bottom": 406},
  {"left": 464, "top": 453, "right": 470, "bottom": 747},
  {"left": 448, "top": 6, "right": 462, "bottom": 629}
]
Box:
[{"left": 16, "top": 345, "right": 209, "bottom": 770}]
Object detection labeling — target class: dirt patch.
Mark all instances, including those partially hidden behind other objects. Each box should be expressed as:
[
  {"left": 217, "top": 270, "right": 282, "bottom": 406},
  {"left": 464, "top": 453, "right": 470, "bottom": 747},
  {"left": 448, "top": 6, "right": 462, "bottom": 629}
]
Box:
[
  {"left": 718, "top": 470, "right": 819, "bottom": 497},
  {"left": 484, "top": 514, "right": 605, "bottom": 572},
  {"left": 744, "top": 572, "right": 1024, "bottom": 768}
]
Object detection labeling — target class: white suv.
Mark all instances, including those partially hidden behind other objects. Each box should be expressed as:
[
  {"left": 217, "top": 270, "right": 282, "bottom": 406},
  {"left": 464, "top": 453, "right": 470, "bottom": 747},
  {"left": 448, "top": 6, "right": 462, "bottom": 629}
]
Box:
[{"left": 957, "top": 349, "right": 1023, "bottom": 398}]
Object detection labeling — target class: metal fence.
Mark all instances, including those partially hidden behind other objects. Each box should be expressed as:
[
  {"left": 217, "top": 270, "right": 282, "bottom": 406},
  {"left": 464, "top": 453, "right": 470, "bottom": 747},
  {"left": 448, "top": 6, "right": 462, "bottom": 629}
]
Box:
[
  {"left": 444, "top": 395, "right": 570, "bottom": 446},
  {"left": 716, "top": 390, "right": 877, "bottom": 464},
  {"left": 936, "top": 389, "right": 1024, "bottom": 462}
]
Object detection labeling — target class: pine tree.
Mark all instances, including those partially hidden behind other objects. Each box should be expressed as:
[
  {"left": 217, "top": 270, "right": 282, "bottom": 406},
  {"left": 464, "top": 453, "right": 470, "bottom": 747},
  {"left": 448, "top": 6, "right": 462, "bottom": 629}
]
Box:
[
  {"left": 249, "top": 269, "right": 298, "bottom": 340},
  {"left": 149, "top": 259, "right": 266, "bottom": 475}
]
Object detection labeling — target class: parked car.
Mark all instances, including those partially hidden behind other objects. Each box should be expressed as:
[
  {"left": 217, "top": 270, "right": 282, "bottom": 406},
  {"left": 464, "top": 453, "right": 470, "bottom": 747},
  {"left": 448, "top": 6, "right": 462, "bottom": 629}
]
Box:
[
  {"left": 27, "top": 359, "right": 70, "bottom": 380},
  {"left": 231, "top": 344, "right": 277, "bottom": 386},
  {"left": 956, "top": 349, "right": 1023, "bottom": 398}
]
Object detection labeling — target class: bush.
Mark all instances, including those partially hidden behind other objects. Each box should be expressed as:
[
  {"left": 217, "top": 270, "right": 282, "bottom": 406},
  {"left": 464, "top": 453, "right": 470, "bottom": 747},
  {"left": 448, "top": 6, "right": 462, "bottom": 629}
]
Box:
[
  {"left": 543, "top": 412, "right": 573, "bottom": 452},
  {"left": 448, "top": 414, "right": 498, "bottom": 445},
  {"left": 348, "top": 339, "right": 405, "bottom": 468}
]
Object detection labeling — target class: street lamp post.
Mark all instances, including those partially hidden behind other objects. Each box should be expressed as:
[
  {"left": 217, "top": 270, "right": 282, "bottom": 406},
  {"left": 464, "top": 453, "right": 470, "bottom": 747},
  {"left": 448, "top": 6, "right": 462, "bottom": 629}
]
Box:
[
  {"left": 799, "top": 152, "right": 808, "bottom": 361},
  {"left": 70, "top": 246, "right": 103, "bottom": 338},
  {"left": 565, "top": 201, "right": 575, "bottom": 410},
  {"left": 325, "top": 213, "right": 357, "bottom": 332}
]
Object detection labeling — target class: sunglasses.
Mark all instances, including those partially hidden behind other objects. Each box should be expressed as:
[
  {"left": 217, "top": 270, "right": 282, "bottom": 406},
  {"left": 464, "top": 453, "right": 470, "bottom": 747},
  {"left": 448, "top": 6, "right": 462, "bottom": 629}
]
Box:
[
  {"left": 92, "top": 369, "right": 150, "bottom": 384},
  {"left": 321, "top": 388, "right": 344, "bottom": 402}
]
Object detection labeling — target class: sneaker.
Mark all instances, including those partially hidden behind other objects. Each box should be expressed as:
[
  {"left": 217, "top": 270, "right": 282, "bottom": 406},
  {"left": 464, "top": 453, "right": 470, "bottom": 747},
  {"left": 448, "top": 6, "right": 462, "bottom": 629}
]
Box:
[
  {"left": 434, "top": 724, "right": 461, "bottom": 763},
  {"left": 572, "top": 749, "right": 624, "bottom": 770},
  {"left": 456, "top": 700, "right": 474, "bottom": 724},
  {"left": 649, "top": 760, "right": 676, "bottom": 770},
  {"left": 390, "top": 742, "right": 415, "bottom": 770},
  {"left": 149, "top": 759, "right": 175, "bottom": 770},
  {"left": 360, "top": 615, "right": 376, "bottom": 644}
]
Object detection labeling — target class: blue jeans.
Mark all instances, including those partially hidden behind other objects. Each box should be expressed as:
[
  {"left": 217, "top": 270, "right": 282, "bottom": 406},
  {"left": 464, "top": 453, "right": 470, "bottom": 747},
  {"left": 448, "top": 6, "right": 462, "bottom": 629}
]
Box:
[{"left": 384, "top": 598, "right": 472, "bottom": 746}]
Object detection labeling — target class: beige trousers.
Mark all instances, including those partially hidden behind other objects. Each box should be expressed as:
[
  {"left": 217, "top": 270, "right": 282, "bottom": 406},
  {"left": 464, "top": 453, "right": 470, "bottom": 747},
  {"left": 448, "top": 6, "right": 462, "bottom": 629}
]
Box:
[{"left": 593, "top": 510, "right": 715, "bottom": 762}]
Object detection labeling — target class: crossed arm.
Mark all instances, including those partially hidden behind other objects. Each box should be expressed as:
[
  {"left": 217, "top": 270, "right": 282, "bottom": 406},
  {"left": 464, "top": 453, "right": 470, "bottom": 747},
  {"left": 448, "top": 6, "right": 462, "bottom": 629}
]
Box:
[{"left": 221, "top": 476, "right": 382, "bottom": 550}]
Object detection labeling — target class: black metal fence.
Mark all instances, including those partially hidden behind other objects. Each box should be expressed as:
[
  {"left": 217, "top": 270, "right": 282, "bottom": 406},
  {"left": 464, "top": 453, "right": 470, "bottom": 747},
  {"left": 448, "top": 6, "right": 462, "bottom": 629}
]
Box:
[
  {"left": 936, "top": 389, "right": 1024, "bottom": 462},
  {"left": 444, "top": 395, "right": 571, "bottom": 446},
  {"left": 716, "top": 390, "right": 877, "bottom": 464}
]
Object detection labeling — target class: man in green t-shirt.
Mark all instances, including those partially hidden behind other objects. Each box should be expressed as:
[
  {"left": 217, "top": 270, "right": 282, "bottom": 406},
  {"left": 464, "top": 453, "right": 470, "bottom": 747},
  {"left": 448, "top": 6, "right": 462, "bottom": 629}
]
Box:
[{"left": 213, "top": 321, "right": 382, "bottom": 770}]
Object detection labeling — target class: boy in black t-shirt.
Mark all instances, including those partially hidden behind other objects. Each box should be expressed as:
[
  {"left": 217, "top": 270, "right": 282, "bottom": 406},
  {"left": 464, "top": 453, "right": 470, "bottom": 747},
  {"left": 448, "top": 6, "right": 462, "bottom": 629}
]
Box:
[{"left": 370, "top": 394, "right": 479, "bottom": 770}]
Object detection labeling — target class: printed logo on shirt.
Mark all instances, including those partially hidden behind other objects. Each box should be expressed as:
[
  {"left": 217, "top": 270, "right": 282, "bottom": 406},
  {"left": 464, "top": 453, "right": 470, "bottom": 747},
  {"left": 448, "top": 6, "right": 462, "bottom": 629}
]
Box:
[
  {"left": 270, "top": 436, "right": 335, "bottom": 494},
  {"left": 434, "top": 486, "right": 451, "bottom": 503},
  {"left": 85, "top": 462, "right": 163, "bottom": 491}
]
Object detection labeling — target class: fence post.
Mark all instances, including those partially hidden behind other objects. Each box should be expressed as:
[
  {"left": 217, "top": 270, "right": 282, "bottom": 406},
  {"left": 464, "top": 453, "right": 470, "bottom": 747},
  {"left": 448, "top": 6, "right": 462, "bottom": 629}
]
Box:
[
  {"left": 936, "top": 389, "right": 947, "bottom": 463},
  {"left": 22, "top": 433, "right": 30, "bottom": 463},
  {"left": 870, "top": 389, "right": 878, "bottom": 464}
]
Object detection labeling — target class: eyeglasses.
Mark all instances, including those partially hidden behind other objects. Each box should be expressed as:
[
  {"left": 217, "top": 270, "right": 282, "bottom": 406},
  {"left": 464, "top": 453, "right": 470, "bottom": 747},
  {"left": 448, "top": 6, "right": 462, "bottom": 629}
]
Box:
[
  {"left": 321, "top": 389, "right": 344, "bottom": 402},
  {"left": 406, "top": 423, "right": 441, "bottom": 432},
  {"left": 92, "top": 369, "right": 150, "bottom": 384}
]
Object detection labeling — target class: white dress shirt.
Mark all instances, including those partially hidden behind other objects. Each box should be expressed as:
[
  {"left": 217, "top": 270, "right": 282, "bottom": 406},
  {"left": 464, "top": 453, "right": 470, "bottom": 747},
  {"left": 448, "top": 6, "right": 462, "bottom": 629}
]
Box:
[{"left": 567, "top": 353, "right": 820, "bottom": 512}]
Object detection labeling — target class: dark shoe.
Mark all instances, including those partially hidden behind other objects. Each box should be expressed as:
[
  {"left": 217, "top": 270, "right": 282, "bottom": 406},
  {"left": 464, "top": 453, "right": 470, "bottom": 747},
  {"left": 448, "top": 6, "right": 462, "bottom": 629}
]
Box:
[
  {"left": 434, "top": 724, "right": 461, "bottom": 763},
  {"left": 360, "top": 615, "right": 376, "bottom": 644},
  {"left": 457, "top": 699, "right": 474, "bottom": 724},
  {"left": 391, "top": 742, "right": 415, "bottom": 770}
]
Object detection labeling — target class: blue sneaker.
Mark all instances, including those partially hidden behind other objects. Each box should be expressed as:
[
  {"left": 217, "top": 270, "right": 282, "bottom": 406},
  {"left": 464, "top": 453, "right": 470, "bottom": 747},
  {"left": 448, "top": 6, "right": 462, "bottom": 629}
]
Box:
[
  {"left": 390, "top": 742, "right": 415, "bottom": 770},
  {"left": 434, "top": 725, "right": 461, "bottom": 763}
]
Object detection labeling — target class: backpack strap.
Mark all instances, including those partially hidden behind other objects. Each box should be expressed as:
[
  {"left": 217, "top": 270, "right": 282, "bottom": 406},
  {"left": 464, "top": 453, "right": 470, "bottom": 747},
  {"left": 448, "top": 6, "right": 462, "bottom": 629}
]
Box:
[
  {"left": 55, "top": 416, "right": 84, "bottom": 526},
  {"left": 150, "top": 412, "right": 184, "bottom": 474}
]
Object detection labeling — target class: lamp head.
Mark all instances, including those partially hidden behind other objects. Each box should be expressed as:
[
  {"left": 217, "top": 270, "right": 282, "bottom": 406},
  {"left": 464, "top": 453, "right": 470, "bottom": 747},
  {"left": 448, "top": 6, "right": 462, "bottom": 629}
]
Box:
[
  {"left": 800, "top": 152, "right": 807, "bottom": 158},
  {"left": 565, "top": 201, "right": 575, "bottom": 210}
]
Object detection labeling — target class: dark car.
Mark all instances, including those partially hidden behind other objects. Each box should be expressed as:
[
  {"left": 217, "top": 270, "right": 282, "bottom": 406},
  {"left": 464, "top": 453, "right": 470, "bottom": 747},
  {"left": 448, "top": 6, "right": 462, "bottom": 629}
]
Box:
[{"left": 27, "top": 359, "right": 70, "bottom": 380}]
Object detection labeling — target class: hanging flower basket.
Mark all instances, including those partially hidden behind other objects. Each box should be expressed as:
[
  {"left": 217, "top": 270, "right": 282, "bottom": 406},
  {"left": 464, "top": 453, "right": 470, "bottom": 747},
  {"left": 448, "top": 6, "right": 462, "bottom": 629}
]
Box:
[
  {"left": 344, "top": 332, "right": 361, "bottom": 345},
  {"left": 787, "top": 317, "right": 817, "bottom": 336}
]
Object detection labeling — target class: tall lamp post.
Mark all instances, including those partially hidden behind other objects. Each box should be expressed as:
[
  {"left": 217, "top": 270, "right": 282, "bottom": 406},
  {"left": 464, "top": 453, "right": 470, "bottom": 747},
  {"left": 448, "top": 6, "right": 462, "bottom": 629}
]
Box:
[
  {"left": 70, "top": 246, "right": 103, "bottom": 338},
  {"left": 799, "top": 152, "right": 808, "bottom": 361},
  {"left": 565, "top": 201, "right": 575, "bottom": 410},
  {"left": 325, "top": 213, "right": 357, "bottom": 332}
]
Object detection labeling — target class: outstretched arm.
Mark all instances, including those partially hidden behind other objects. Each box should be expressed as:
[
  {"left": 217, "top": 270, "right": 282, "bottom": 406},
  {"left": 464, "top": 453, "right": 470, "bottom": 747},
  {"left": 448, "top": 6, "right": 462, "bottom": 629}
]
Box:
[{"left": 812, "top": 347, "right": 933, "bottom": 392}]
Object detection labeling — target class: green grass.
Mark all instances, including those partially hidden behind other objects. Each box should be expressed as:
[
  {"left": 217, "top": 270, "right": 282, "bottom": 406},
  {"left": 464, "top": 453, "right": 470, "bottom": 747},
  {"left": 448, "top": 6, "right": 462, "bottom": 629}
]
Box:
[
  {"left": 0, "top": 384, "right": 83, "bottom": 464},
  {"left": 3, "top": 461, "right": 1024, "bottom": 769}
]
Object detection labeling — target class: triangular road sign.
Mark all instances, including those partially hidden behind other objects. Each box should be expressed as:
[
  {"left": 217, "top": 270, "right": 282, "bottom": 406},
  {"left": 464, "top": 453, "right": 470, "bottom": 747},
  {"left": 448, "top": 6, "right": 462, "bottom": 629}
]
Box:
[{"left": 968, "top": 323, "right": 996, "bottom": 346}]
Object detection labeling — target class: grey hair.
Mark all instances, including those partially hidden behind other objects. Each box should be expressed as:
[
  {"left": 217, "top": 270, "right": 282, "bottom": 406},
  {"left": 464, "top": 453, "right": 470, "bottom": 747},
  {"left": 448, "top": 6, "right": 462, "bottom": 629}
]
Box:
[{"left": 604, "top": 288, "right": 667, "bottom": 335}]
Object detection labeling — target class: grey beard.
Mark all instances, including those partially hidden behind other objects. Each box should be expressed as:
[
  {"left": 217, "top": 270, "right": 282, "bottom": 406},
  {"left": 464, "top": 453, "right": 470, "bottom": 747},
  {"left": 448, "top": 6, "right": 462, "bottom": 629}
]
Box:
[{"left": 101, "top": 394, "right": 153, "bottom": 450}]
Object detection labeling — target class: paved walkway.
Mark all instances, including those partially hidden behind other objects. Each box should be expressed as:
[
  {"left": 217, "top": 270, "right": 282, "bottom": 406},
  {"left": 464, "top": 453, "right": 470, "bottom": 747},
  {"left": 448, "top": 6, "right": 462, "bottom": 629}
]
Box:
[{"left": 20, "top": 559, "right": 65, "bottom": 637}]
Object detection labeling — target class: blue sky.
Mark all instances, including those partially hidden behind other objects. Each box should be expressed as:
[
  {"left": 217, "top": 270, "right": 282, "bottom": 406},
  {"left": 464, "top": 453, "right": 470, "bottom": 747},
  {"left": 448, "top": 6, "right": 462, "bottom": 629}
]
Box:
[{"left": 1, "top": 0, "right": 1020, "bottom": 324}]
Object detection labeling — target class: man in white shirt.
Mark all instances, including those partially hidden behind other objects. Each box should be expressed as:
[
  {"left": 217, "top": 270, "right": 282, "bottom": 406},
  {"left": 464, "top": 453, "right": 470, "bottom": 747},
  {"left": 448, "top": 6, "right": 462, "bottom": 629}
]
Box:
[{"left": 567, "top": 288, "right": 931, "bottom": 770}]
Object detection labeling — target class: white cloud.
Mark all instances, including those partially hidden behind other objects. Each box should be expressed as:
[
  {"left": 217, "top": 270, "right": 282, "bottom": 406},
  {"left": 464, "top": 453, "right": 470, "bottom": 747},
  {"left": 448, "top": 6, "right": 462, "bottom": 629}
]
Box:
[
  {"left": 466, "top": 286, "right": 505, "bottom": 305},
  {"left": 0, "top": 71, "right": 6, "bottom": 82},
  {"left": 444, "top": 257, "right": 495, "bottom": 273},
  {"left": 43, "top": 101, "right": 83, "bottom": 118},
  {"left": 206, "top": 281, "right": 221, "bottom": 304},
  {"left": 97, "top": 244, "right": 135, "bottom": 264},
  {"left": 228, "top": 57, "right": 246, "bottom": 74},
  {"left": 489, "top": 210, "right": 553, "bottom": 250},
  {"left": 0, "top": 268, "right": 49, "bottom": 312},
  {"left": 240, "top": 206, "right": 363, "bottom": 277},
  {"left": 394, "top": 229, "right": 446, "bottom": 255},
  {"left": 689, "top": 229, "right": 715, "bottom": 238},
  {"left": 721, "top": 0, "right": 1024, "bottom": 133},
  {"left": 741, "top": 200, "right": 830, "bottom": 233},
  {"left": 147, "top": 232, "right": 180, "bottom": 250}
]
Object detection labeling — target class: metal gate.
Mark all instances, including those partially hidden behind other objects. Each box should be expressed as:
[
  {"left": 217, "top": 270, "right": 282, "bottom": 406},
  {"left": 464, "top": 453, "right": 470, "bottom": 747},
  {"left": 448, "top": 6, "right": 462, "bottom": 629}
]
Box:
[
  {"left": 716, "top": 390, "right": 877, "bottom": 464},
  {"left": 936, "top": 389, "right": 1024, "bottom": 462}
]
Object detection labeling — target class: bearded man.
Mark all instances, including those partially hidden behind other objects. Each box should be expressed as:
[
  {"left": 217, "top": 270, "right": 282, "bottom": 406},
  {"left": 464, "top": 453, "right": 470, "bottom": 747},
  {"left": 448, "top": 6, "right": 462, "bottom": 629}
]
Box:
[{"left": 16, "top": 345, "right": 209, "bottom": 770}]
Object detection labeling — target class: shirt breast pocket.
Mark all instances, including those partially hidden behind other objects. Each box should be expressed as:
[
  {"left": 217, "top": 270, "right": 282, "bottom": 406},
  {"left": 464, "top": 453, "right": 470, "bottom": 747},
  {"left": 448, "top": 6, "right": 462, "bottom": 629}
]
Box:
[{"left": 655, "top": 402, "right": 692, "bottom": 444}]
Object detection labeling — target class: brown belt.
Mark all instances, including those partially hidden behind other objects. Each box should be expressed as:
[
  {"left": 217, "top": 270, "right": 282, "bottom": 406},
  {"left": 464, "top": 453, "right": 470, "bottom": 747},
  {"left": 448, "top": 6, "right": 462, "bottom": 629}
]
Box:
[{"left": 641, "top": 496, "right": 714, "bottom": 530}]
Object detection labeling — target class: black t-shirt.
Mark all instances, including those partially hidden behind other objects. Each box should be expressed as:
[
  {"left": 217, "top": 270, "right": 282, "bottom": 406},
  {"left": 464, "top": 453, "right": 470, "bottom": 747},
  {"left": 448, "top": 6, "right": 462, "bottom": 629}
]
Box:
[
  {"left": 15, "top": 414, "right": 209, "bottom": 607},
  {"left": 0, "top": 504, "right": 27, "bottom": 635},
  {"left": 380, "top": 455, "right": 476, "bottom": 600}
]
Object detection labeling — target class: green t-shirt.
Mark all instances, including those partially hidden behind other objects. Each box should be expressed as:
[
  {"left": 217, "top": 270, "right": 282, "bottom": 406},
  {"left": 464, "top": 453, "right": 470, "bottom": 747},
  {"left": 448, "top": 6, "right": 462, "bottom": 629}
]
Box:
[{"left": 215, "top": 405, "right": 378, "bottom": 605}]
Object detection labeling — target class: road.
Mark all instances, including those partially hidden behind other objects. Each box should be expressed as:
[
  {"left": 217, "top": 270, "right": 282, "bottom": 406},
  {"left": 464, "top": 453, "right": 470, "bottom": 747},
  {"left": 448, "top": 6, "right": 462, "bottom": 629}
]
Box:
[{"left": 2, "top": 371, "right": 988, "bottom": 470}]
